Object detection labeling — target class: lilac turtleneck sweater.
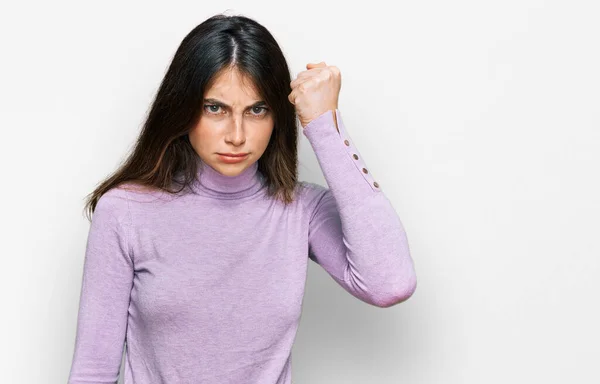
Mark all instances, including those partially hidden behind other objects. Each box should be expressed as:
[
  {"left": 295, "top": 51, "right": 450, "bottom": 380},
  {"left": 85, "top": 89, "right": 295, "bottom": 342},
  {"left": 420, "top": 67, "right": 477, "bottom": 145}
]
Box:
[{"left": 68, "top": 109, "right": 417, "bottom": 384}]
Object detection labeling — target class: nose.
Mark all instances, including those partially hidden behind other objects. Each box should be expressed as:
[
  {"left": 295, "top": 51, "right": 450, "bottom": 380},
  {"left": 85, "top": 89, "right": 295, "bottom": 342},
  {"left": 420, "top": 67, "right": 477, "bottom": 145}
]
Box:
[{"left": 225, "top": 115, "right": 246, "bottom": 146}]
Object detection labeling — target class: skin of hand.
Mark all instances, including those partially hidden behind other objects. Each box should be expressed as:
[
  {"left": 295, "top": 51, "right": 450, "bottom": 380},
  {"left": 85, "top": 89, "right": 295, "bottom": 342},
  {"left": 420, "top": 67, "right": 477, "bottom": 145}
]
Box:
[{"left": 288, "top": 61, "right": 342, "bottom": 128}]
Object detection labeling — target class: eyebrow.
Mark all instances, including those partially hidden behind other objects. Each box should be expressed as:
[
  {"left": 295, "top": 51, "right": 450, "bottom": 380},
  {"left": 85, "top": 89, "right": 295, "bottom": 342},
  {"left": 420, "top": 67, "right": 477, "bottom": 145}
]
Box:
[{"left": 203, "top": 98, "right": 267, "bottom": 109}]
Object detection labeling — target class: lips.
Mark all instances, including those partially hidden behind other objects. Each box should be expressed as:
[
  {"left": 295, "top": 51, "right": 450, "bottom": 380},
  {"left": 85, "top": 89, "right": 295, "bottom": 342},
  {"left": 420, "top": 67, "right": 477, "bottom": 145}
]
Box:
[
  {"left": 218, "top": 153, "right": 249, "bottom": 157},
  {"left": 217, "top": 153, "right": 249, "bottom": 164}
]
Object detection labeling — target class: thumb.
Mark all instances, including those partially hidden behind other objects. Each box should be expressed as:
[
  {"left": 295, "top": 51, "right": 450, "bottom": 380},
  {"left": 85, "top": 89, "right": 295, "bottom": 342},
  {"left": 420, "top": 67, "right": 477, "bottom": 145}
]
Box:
[{"left": 307, "top": 61, "right": 327, "bottom": 69}]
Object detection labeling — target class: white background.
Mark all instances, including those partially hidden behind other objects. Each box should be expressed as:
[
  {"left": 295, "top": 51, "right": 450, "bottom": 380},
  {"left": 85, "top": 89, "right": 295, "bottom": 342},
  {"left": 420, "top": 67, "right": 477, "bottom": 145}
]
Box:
[{"left": 1, "top": 1, "right": 599, "bottom": 383}]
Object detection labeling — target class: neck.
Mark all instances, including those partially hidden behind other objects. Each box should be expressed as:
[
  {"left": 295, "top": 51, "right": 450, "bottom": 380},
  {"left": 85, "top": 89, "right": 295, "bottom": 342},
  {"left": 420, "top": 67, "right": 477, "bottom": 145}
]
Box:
[{"left": 190, "top": 156, "right": 265, "bottom": 199}]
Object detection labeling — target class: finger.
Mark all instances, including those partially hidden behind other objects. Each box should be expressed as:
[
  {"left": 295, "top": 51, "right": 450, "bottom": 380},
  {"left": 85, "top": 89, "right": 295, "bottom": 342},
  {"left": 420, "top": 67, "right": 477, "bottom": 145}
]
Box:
[
  {"left": 288, "top": 89, "right": 296, "bottom": 105},
  {"left": 290, "top": 76, "right": 310, "bottom": 90},
  {"left": 290, "top": 73, "right": 309, "bottom": 88},
  {"left": 295, "top": 70, "right": 313, "bottom": 79},
  {"left": 292, "top": 70, "right": 315, "bottom": 84}
]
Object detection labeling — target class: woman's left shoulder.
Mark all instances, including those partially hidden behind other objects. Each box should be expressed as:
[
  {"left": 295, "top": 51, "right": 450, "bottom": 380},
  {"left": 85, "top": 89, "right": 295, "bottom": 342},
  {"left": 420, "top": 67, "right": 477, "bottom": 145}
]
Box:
[{"left": 294, "top": 181, "right": 331, "bottom": 213}]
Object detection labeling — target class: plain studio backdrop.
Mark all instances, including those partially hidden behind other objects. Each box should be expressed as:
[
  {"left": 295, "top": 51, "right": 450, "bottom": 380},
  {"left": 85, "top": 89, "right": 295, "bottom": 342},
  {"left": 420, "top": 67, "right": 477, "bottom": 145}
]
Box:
[{"left": 1, "top": 1, "right": 598, "bottom": 383}]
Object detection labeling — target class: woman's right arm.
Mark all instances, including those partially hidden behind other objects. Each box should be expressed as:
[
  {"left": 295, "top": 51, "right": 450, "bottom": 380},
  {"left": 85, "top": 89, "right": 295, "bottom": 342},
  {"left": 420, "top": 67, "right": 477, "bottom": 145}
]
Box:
[{"left": 68, "top": 191, "right": 134, "bottom": 384}]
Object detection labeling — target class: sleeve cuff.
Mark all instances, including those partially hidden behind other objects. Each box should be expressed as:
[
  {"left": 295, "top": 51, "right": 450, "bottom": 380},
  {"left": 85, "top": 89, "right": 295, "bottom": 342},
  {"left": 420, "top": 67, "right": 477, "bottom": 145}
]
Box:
[{"left": 302, "top": 109, "right": 382, "bottom": 194}]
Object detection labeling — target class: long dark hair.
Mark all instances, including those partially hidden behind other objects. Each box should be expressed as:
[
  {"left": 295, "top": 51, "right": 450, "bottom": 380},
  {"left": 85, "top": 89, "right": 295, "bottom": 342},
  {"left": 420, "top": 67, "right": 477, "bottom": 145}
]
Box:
[{"left": 83, "top": 14, "right": 298, "bottom": 221}]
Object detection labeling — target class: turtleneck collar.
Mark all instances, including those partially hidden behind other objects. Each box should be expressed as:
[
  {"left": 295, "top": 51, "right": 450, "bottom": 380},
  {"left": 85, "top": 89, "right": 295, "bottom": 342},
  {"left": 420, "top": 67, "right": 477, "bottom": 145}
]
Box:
[{"left": 190, "top": 156, "right": 266, "bottom": 200}]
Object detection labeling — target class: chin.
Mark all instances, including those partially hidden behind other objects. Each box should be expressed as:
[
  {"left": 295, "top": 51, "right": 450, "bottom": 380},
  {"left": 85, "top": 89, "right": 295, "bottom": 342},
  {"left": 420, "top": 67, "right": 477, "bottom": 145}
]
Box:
[{"left": 213, "top": 162, "right": 247, "bottom": 176}]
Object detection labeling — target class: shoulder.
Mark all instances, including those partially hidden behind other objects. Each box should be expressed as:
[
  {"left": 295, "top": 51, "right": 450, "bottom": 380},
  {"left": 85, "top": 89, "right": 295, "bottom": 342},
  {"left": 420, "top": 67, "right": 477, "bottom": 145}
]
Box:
[
  {"left": 296, "top": 180, "right": 328, "bottom": 199},
  {"left": 103, "top": 181, "right": 177, "bottom": 210},
  {"left": 93, "top": 186, "right": 132, "bottom": 227},
  {"left": 295, "top": 181, "right": 334, "bottom": 216}
]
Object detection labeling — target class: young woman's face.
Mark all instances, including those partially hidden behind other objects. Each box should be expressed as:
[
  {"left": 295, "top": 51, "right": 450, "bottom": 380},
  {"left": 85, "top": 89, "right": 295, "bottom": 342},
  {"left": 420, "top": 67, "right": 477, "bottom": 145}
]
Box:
[{"left": 188, "top": 67, "right": 274, "bottom": 177}]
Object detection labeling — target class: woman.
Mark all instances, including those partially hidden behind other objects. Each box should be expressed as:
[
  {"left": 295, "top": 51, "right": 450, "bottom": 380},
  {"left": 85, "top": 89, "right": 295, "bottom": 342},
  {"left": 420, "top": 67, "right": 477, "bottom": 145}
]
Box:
[{"left": 68, "top": 13, "right": 417, "bottom": 384}]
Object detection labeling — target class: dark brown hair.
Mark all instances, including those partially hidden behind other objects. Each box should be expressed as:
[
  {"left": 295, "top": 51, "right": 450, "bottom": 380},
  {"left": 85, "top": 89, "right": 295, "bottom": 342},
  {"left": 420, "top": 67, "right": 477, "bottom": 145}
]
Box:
[{"left": 83, "top": 14, "right": 298, "bottom": 221}]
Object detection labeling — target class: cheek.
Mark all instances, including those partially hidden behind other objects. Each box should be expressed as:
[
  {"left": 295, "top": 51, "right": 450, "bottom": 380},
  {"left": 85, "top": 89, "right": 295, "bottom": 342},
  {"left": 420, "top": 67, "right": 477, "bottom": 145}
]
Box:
[
  {"left": 189, "top": 122, "right": 219, "bottom": 150},
  {"left": 262, "top": 125, "right": 275, "bottom": 144},
  {"left": 256, "top": 118, "right": 275, "bottom": 142},
  {"left": 249, "top": 123, "right": 274, "bottom": 148}
]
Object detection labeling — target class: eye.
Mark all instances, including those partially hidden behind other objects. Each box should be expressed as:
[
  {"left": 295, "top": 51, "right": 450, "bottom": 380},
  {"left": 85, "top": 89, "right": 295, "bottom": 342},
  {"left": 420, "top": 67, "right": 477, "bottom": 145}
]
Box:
[
  {"left": 250, "top": 106, "right": 269, "bottom": 116},
  {"left": 203, "top": 104, "right": 222, "bottom": 114},
  {"left": 203, "top": 104, "right": 268, "bottom": 117}
]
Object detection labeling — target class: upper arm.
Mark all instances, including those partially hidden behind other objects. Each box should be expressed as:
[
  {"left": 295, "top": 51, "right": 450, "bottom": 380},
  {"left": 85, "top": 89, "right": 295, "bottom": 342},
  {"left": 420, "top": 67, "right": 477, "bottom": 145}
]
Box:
[
  {"left": 68, "top": 190, "right": 133, "bottom": 383},
  {"left": 303, "top": 184, "right": 348, "bottom": 285}
]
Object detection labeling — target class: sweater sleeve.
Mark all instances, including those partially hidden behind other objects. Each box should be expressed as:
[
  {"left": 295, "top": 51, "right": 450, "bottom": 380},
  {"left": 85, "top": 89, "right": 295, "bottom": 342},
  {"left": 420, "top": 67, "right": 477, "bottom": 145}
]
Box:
[
  {"left": 302, "top": 109, "right": 417, "bottom": 308},
  {"left": 68, "top": 191, "right": 133, "bottom": 384}
]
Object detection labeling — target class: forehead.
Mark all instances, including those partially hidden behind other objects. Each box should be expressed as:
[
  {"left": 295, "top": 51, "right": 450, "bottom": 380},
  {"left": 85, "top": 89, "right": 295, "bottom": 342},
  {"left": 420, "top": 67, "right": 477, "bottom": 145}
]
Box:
[{"left": 205, "top": 67, "right": 261, "bottom": 100}]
